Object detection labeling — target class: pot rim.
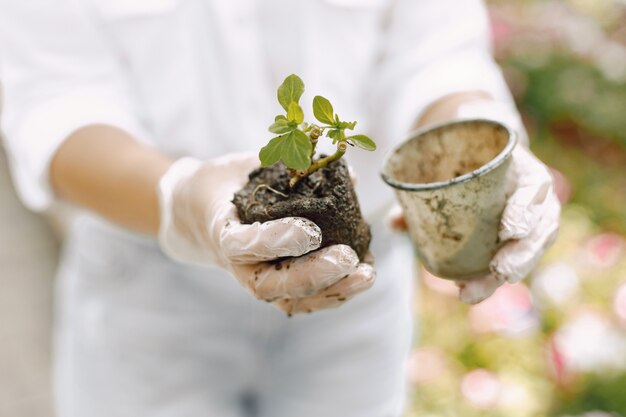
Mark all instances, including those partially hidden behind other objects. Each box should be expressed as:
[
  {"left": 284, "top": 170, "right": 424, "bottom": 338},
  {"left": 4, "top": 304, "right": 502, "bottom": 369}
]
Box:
[{"left": 380, "top": 119, "right": 518, "bottom": 192}]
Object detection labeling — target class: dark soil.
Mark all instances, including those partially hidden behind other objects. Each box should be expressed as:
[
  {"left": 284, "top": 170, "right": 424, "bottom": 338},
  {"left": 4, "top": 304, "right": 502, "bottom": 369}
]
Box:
[{"left": 232, "top": 158, "right": 371, "bottom": 261}]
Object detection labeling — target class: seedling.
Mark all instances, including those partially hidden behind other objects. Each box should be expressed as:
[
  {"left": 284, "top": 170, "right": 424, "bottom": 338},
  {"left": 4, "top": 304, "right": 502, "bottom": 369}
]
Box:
[
  {"left": 259, "top": 74, "right": 376, "bottom": 188},
  {"left": 233, "top": 74, "right": 374, "bottom": 261}
]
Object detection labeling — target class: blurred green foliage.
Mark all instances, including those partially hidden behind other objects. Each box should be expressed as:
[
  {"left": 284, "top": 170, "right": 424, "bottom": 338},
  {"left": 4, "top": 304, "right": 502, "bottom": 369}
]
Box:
[
  {"left": 516, "top": 55, "right": 626, "bottom": 148},
  {"left": 510, "top": 54, "right": 626, "bottom": 235},
  {"left": 407, "top": 2, "right": 626, "bottom": 417},
  {"left": 554, "top": 374, "right": 626, "bottom": 415}
]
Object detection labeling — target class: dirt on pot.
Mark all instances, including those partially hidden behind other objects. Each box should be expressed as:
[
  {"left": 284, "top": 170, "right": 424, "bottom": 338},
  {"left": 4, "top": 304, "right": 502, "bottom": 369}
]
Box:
[
  {"left": 381, "top": 119, "right": 517, "bottom": 280},
  {"left": 233, "top": 158, "right": 371, "bottom": 261}
]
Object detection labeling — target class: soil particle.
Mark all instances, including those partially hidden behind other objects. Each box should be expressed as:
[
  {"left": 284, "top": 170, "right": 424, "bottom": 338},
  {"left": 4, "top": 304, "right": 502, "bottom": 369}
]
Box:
[{"left": 233, "top": 158, "right": 371, "bottom": 261}]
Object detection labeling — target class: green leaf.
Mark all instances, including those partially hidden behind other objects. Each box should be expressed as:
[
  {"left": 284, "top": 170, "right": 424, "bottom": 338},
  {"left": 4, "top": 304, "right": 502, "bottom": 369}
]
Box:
[
  {"left": 259, "top": 135, "right": 287, "bottom": 167},
  {"left": 275, "top": 115, "right": 288, "bottom": 122},
  {"left": 277, "top": 74, "right": 305, "bottom": 111},
  {"left": 258, "top": 130, "right": 312, "bottom": 170},
  {"left": 338, "top": 120, "right": 357, "bottom": 130},
  {"left": 282, "top": 130, "right": 312, "bottom": 170},
  {"left": 268, "top": 118, "right": 296, "bottom": 134},
  {"left": 348, "top": 134, "right": 377, "bottom": 151},
  {"left": 327, "top": 129, "right": 341, "bottom": 143},
  {"left": 287, "top": 102, "right": 304, "bottom": 124},
  {"left": 327, "top": 128, "right": 346, "bottom": 144},
  {"left": 312, "top": 95, "right": 335, "bottom": 125}
]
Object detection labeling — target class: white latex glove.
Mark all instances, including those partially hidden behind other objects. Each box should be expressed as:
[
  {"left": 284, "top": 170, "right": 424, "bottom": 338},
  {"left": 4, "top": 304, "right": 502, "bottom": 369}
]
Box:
[
  {"left": 390, "top": 100, "right": 560, "bottom": 304},
  {"left": 158, "top": 153, "right": 375, "bottom": 314},
  {"left": 455, "top": 145, "right": 560, "bottom": 303}
]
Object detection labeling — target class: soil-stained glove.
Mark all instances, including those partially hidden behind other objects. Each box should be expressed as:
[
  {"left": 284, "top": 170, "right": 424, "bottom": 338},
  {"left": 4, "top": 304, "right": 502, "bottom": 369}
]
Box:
[
  {"left": 157, "top": 153, "right": 375, "bottom": 314},
  {"left": 454, "top": 100, "right": 560, "bottom": 303},
  {"left": 390, "top": 100, "right": 560, "bottom": 304},
  {"left": 455, "top": 144, "right": 560, "bottom": 303}
]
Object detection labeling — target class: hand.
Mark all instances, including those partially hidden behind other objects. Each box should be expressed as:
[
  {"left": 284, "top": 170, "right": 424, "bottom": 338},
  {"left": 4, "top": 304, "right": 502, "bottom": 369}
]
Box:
[
  {"left": 157, "top": 153, "right": 375, "bottom": 314},
  {"left": 390, "top": 145, "right": 560, "bottom": 304},
  {"left": 456, "top": 100, "right": 561, "bottom": 303}
]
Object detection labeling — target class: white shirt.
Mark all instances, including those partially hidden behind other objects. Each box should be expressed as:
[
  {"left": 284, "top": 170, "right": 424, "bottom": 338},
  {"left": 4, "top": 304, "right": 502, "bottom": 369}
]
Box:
[{"left": 0, "top": 0, "right": 514, "bottom": 217}]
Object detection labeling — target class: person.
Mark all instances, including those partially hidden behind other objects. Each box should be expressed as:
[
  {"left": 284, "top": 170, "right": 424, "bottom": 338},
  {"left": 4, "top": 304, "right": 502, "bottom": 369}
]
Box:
[{"left": 0, "top": 0, "right": 560, "bottom": 416}]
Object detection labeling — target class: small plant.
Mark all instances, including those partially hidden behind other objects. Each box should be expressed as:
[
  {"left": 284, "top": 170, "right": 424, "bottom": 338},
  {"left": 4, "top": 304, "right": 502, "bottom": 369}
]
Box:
[
  {"left": 233, "top": 74, "right": 374, "bottom": 261},
  {"left": 259, "top": 74, "right": 376, "bottom": 188}
]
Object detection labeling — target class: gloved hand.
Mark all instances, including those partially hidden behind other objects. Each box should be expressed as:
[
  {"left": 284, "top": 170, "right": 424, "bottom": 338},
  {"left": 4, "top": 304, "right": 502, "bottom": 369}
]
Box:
[
  {"left": 390, "top": 100, "right": 560, "bottom": 304},
  {"left": 157, "top": 153, "right": 375, "bottom": 314},
  {"left": 454, "top": 145, "right": 560, "bottom": 303}
]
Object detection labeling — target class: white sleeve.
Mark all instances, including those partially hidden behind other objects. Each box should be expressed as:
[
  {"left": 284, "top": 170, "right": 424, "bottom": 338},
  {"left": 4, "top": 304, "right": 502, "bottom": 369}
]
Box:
[
  {"left": 0, "top": 0, "right": 151, "bottom": 211},
  {"left": 368, "top": 0, "right": 517, "bottom": 141}
]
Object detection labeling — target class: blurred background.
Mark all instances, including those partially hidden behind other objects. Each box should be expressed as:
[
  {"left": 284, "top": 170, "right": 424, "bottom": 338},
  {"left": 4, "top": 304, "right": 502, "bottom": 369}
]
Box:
[
  {"left": 406, "top": 0, "right": 626, "bottom": 416},
  {"left": 0, "top": 0, "right": 624, "bottom": 416}
]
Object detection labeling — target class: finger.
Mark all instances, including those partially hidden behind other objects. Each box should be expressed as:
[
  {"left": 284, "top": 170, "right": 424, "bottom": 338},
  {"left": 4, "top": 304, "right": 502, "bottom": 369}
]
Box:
[
  {"left": 491, "top": 192, "right": 560, "bottom": 283},
  {"left": 500, "top": 147, "right": 554, "bottom": 241},
  {"left": 274, "top": 263, "right": 376, "bottom": 315},
  {"left": 387, "top": 204, "right": 408, "bottom": 232},
  {"left": 456, "top": 275, "right": 503, "bottom": 304},
  {"left": 233, "top": 244, "right": 359, "bottom": 301},
  {"left": 362, "top": 250, "right": 375, "bottom": 266},
  {"left": 221, "top": 216, "right": 322, "bottom": 263}
]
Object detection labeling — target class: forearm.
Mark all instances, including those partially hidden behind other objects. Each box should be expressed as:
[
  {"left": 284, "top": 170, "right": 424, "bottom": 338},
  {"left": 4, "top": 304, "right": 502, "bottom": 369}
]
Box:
[
  {"left": 50, "top": 125, "right": 173, "bottom": 235},
  {"left": 415, "top": 91, "right": 529, "bottom": 148},
  {"left": 415, "top": 91, "right": 492, "bottom": 129}
]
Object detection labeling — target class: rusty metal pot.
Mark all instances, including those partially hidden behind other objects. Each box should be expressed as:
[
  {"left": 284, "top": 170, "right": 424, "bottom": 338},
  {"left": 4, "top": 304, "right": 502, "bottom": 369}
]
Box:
[{"left": 381, "top": 119, "right": 518, "bottom": 280}]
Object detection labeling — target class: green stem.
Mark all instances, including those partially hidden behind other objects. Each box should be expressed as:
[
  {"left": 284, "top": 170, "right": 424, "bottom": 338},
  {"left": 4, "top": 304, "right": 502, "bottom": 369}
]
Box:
[
  {"left": 309, "top": 125, "right": 322, "bottom": 157},
  {"left": 290, "top": 142, "right": 346, "bottom": 188},
  {"left": 308, "top": 145, "right": 345, "bottom": 173}
]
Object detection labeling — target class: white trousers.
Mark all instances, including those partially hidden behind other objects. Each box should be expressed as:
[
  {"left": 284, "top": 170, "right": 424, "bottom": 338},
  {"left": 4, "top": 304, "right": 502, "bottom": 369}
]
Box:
[{"left": 53, "top": 215, "right": 415, "bottom": 417}]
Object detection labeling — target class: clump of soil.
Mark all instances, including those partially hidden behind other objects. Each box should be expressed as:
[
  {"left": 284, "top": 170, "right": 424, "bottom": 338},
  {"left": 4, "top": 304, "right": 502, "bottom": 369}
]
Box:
[{"left": 232, "top": 159, "right": 371, "bottom": 261}]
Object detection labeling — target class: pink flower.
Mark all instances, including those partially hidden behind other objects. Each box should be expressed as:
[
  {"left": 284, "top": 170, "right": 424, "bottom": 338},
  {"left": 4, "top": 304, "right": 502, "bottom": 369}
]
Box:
[
  {"left": 531, "top": 262, "right": 580, "bottom": 307},
  {"left": 547, "top": 335, "right": 570, "bottom": 386},
  {"left": 406, "top": 348, "right": 447, "bottom": 385},
  {"left": 469, "top": 283, "right": 537, "bottom": 335},
  {"left": 489, "top": 12, "right": 514, "bottom": 45},
  {"left": 461, "top": 369, "right": 501, "bottom": 409},
  {"left": 581, "top": 233, "right": 625, "bottom": 269},
  {"left": 549, "top": 168, "right": 572, "bottom": 204},
  {"left": 552, "top": 309, "right": 626, "bottom": 374},
  {"left": 613, "top": 282, "right": 626, "bottom": 325},
  {"left": 421, "top": 267, "right": 459, "bottom": 297}
]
